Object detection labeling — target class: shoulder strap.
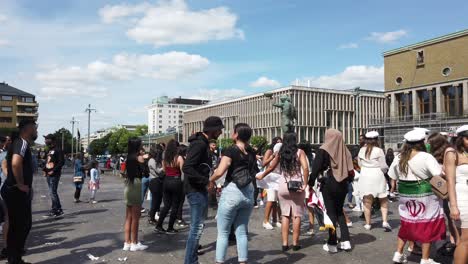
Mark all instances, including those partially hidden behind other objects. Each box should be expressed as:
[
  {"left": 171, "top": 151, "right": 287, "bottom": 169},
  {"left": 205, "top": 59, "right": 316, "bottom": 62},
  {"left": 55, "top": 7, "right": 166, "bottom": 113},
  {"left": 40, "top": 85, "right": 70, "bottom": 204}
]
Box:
[{"left": 444, "top": 148, "right": 459, "bottom": 166}]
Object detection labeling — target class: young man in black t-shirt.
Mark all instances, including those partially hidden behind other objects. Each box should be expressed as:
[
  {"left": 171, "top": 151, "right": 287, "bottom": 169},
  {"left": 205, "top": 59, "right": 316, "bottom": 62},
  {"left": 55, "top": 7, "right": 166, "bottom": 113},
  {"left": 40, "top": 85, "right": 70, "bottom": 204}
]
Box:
[{"left": 1, "top": 119, "right": 37, "bottom": 264}]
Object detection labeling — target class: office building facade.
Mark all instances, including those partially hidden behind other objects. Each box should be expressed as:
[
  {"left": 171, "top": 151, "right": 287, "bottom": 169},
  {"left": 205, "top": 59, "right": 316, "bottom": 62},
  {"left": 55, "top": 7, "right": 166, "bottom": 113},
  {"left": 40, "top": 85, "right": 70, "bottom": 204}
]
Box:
[
  {"left": 370, "top": 29, "right": 468, "bottom": 149},
  {"left": 183, "top": 86, "right": 386, "bottom": 145}
]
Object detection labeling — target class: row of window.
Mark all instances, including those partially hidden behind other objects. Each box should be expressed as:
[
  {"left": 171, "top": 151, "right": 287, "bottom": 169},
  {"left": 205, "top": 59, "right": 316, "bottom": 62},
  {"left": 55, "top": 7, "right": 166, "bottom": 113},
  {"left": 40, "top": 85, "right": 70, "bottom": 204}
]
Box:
[
  {"left": 1, "top": 96, "right": 34, "bottom": 102},
  {"left": 157, "top": 104, "right": 192, "bottom": 109},
  {"left": 395, "top": 84, "right": 463, "bottom": 118},
  {"left": 395, "top": 67, "right": 452, "bottom": 86},
  {"left": 0, "top": 106, "right": 36, "bottom": 113}
]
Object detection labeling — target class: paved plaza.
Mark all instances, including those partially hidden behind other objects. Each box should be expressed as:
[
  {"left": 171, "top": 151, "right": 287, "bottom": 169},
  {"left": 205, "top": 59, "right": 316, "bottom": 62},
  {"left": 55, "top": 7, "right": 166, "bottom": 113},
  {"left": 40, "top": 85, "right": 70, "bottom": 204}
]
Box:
[{"left": 21, "top": 169, "right": 452, "bottom": 264}]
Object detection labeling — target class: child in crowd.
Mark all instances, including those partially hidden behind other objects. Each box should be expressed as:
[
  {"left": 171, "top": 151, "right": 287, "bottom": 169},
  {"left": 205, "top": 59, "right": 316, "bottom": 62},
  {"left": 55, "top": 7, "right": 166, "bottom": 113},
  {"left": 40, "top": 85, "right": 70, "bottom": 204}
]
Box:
[{"left": 89, "top": 161, "right": 100, "bottom": 204}]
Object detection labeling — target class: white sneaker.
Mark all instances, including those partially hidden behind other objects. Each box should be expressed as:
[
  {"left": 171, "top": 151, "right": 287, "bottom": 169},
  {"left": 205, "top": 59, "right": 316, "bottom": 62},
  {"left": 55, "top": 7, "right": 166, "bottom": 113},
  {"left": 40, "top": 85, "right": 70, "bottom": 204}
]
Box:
[
  {"left": 155, "top": 212, "right": 159, "bottom": 221},
  {"left": 263, "top": 222, "right": 274, "bottom": 230},
  {"left": 273, "top": 222, "right": 282, "bottom": 228},
  {"left": 420, "top": 259, "right": 440, "bottom": 264},
  {"left": 306, "top": 229, "right": 315, "bottom": 236},
  {"left": 123, "top": 242, "right": 131, "bottom": 251},
  {"left": 338, "top": 241, "right": 352, "bottom": 251},
  {"left": 383, "top": 222, "right": 392, "bottom": 232},
  {"left": 259, "top": 200, "right": 264, "bottom": 207},
  {"left": 130, "top": 242, "right": 148, "bottom": 251},
  {"left": 364, "top": 224, "right": 371, "bottom": 231},
  {"left": 352, "top": 206, "right": 362, "bottom": 212},
  {"left": 347, "top": 221, "right": 353, "bottom": 227},
  {"left": 392, "top": 252, "right": 408, "bottom": 264},
  {"left": 92, "top": 200, "right": 98, "bottom": 204},
  {"left": 323, "top": 243, "right": 338, "bottom": 253}
]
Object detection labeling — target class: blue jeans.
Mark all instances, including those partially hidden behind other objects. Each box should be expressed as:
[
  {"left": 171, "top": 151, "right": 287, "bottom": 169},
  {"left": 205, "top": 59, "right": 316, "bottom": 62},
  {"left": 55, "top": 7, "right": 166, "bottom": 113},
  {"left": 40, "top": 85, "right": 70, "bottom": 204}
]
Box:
[
  {"left": 184, "top": 192, "right": 208, "bottom": 264},
  {"left": 47, "top": 176, "right": 62, "bottom": 212},
  {"left": 216, "top": 183, "right": 254, "bottom": 263},
  {"left": 141, "top": 177, "right": 151, "bottom": 205},
  {"left": 347, "top": 182, "right": 354, "bottom": 203}
]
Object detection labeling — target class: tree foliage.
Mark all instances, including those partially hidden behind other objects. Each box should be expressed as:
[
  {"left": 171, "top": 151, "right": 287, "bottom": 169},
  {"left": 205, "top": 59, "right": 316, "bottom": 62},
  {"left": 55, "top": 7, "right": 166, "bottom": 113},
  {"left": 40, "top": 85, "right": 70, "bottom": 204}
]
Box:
[
  {"left": 250, "top": 136, "right": 268, "bottom": 149},
  {"left": 51, "top": 128, "right": 75, "bottom": 154},
  {"left": 218, "top": 138, "right": 234, "bottom": 150}
]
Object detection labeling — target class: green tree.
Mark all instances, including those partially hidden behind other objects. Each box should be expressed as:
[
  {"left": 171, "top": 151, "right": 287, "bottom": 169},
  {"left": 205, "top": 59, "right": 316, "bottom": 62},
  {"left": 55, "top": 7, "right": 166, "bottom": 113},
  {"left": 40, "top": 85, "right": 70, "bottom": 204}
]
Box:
[
  {"left": 218, "top": 138, "right": 234, "bottom": 149},
  {"left": 250, "top": 136, "right": 268, "bottom": 149},
  {"left": 135, "top": 125, "right": 148, "bottom": 136},
  {"left": 89, "top": 133, "right": 112, "bottom": 155},
  {"left": 51, "top": 128, "right": 75, "bottom": 154},
  {"left": 108, "top": 128, "right": 136, "bottom": 154}
]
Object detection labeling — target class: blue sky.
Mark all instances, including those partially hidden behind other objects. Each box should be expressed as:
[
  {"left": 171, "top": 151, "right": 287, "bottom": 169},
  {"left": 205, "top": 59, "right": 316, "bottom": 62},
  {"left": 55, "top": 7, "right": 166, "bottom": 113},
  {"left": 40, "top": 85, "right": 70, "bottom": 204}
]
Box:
[{"left": 1, "top": 0, "right": 468, "bottom": 141}]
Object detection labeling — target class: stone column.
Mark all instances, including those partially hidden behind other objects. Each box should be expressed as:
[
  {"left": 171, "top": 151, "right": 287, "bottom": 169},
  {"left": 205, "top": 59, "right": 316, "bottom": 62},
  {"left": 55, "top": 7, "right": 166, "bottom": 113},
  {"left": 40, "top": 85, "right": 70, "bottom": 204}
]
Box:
[
  {"left": 436, "top": 86, "right": 443, "bottom": 113},
  {"left": 463, "top": 81, "right": 468, "bottom": 115},
  {"left": 412, "top": 89, "right": 419, "bottom": 119}
]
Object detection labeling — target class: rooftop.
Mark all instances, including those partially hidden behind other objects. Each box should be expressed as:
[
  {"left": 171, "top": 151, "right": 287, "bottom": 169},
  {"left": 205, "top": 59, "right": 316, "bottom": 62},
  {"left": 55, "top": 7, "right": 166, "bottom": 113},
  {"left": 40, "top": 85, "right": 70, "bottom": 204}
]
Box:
[
  {"left": 185, "top": 85, "right": 384, "bottom": 113},
  {"left": 151, "top": 96, "right": 209, "bottom": 106},
  {"left": 0, "top": 82, "right": 35, "bottom": 97},
  {"left": 383, "top": 29, "right": 468, "bottom": 57}
]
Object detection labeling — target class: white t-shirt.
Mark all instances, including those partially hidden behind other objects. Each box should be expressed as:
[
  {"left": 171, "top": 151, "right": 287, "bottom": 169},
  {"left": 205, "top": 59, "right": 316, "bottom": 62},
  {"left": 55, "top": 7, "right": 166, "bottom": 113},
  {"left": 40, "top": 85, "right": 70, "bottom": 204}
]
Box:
[{"left": 388, "top": 152, "right": 442, "bottom": 181}]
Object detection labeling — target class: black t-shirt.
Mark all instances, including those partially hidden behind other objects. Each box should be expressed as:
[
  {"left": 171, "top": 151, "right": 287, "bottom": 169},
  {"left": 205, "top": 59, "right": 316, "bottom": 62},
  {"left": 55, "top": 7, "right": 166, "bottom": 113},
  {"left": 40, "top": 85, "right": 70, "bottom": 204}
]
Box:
[
  {"left": 224, "top": 146, "right": 252, "bottom": 184},
  {"left": 6, "top": 138, "right": 34, "bottom": 187}
]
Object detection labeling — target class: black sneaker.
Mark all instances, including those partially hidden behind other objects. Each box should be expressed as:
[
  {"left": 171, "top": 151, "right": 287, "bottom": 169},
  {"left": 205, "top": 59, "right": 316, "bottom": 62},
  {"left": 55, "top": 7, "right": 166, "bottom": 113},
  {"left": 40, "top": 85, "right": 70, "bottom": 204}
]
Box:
[
  {"left": 0, "top": 248, "right": 6, "bottom": 260},
  {"left": 154, "top": 226, "right": 166, "bottom": 234},
  {"left": 54, "top": 210, "right": 64, "bottom": 218},
  {"left": 292, "top": 245, "right": 301, "bottom": 251},
  {"left": 43, "top": 211, "right": 55, "bottom": 218},
  {"left": 148, "top": 219, "right": 157, "bottom": 226},
  {"left": 166, "top": 229, "right": 179, "bottom": 234}
]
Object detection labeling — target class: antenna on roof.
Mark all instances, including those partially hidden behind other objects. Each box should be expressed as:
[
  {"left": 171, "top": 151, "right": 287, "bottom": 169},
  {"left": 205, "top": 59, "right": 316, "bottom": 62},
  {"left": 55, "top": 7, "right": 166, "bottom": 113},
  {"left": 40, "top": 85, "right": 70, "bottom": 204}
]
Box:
[{"left": 307, "top": 80, "right": 311, "bottom": 87}]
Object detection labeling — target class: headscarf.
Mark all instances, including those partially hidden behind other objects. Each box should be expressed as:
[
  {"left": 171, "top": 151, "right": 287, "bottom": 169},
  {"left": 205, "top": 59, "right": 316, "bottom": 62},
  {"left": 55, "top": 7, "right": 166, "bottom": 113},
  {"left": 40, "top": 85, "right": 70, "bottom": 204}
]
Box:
[{"left": 320, "top": 129, "right": 354, "bottom": 182}]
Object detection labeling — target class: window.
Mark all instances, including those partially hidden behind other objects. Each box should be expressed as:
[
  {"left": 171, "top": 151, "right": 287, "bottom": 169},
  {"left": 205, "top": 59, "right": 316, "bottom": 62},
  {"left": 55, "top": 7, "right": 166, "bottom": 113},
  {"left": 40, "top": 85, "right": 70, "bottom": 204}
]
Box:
[
  {"left": 1, "top": 106, "right": 12, "bottom": 112},
  {"left": 418, "top": 90, "right": 435, "bottom": 116},
  {"left": 1, "top": 96, "right": 12, "bottom": 101},
  {"left": 179, "top": 115, "right": 183, "bottom": 118},
  {"left": 157, "top": 104, "right": 163, "bottom": 107},
  {"left": 0, "top": 117, "right": 12, "bottom": 123},
  {"left": 326, "top": 111, "right": 332, "bottom": 127},
  {"left": 159, "top": 110, "right": 162, "bottom": 113},
  {"left": 159, "top": 115, "right": 162, "bottom": 118},
  {"left": 169, "top": 110, "right": 171, "bottom": 113},
  {"left": 21, "top": 97, "right": 33, "bottom": 103},
  {"left": 159, "top": 126, "right": 162, "bottom": 129},
  {"left": 443, "top": 85, "right": 463, "bottom": 117},
  {"left": 159, "top": 120, "right": 162, "bottom": 123},
  {"left": 417, "top": 50, "right": 424, "bottom": 64},
  {"left": 159, "top": 130, "right": 162, "bottom": 134},
  {"left": 395, "top": 77, "right": 403, "bottom": 85},
  {"left": 442, "top": 67, "right": 451, "bottom": 77},
  {"left": 396, "top": 92, "right": 412, "bottom": 120}
]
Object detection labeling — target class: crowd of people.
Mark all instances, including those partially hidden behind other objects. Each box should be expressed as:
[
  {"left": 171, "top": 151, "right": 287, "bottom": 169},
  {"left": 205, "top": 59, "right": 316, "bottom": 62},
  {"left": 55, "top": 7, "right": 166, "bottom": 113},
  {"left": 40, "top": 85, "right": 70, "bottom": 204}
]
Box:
[{"left": 0, "top": 115, "right": 467, "bottom": 264}]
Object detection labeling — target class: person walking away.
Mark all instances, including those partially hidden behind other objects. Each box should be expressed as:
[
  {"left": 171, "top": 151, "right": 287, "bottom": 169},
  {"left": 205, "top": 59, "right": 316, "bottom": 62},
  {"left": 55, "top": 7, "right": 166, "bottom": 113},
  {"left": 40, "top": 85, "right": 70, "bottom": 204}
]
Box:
[
  {"left": 123, "top": 138, "right": 148, "bottom": 252},
  {"left": 1, "top": 120, "right": 37, "bottom": 264},
  {"left": 183, "top": 116, "right": 224, "bottom": 264},
  {"left": 148, "top": 146, "right": 165, "bottom": 225},
  {"left": 261, "top": 137, "right": 282, "bottom": 230},
  {"left": 89, "top": 161, "right": 100, "bottom": 204},
  {"left": 73, "top": 154, "right": 85, "bottom": 203},
  {"left": 155, "top": 140, "right": 184, "bottom": 234},
  {"left": 385, "top": 148, "right": 396, "bottom": 199},
  {"left": 210, "top": 123, "right": 256, "bottom": 263},
  {"left": 427, "top": 133, "right": 459, "bottom": 257},
  {"left": 140, "top": 151, "right": 151, "bottom": 214},
  {"left": 309, "top": 129, "right": 354, "bottom": 253},
  {"left": 257, "top": 132, "right": 309, "bottom": 252},
  {"left": 388, "top": 129, "right": 445, "bottom": 264},
  {"left": 357, "top": 131, "right": 391, "bottom": 231},
  {"left": 43, "top": 134, "right": 65, "bottom": 218},
  {"left": 446, "top": 125, "right": 468, "bottom": 264}
]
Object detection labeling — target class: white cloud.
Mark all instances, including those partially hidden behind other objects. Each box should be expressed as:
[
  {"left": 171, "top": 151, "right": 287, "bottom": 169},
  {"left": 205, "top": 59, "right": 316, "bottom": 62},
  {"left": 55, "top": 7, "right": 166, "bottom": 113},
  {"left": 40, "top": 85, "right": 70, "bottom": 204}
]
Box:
[
  {"left": 0, "top": 14, "right": 6, "bottom": 23},
  {"left": 338, "top": 42, "right": 358, "bottom": 49},
  {"left": 36, "top": 51, "right": 210, "bottom": 98},
  {"left": 100, "top": 0, "right": 244, "bottom": 47},
  {"left": 367, "top": 30, "right": 407, "bottom": 43},
  {"left": 299, "top": 65, "right": 384, "bottom": 91},
  {"left": 191, "top": 88, "right": 246, "bottom": 101},
  {"left": 250, "top": 76, "right": 281, "bottom": 88}
]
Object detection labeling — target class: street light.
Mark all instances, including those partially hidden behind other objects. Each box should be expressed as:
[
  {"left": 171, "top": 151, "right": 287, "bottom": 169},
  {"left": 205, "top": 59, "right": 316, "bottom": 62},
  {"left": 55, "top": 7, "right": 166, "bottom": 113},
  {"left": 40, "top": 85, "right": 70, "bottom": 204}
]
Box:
[{"left": 354, "top": 87, "right": 361, "bottom": 145}]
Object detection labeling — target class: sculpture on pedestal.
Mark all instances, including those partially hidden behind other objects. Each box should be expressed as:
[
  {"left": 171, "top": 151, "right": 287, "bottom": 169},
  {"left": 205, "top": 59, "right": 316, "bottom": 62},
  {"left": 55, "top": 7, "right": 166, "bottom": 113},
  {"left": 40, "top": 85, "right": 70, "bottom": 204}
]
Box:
[{"left": 273, "top": 95, "right": 297, "bottom": 133}]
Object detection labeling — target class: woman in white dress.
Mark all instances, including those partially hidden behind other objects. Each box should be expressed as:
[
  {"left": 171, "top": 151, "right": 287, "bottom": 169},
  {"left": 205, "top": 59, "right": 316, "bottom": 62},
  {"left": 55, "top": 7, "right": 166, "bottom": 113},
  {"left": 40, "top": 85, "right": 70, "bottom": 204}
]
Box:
[
  {"left": 358, "top": 131, "right": 390, "bottom": 231},
  {"left": 446, "top": 125, "right": 468, "bottom": 264}
]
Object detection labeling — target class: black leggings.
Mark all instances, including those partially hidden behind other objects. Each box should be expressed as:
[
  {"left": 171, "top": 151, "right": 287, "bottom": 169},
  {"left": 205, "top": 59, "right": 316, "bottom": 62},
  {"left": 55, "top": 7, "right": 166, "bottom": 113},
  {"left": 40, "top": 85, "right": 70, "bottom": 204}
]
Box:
[
  {"left": 322, "top": 176, "right": 350, "bottom": 245},
  {"left": 149, "top": 177, "right": 164, "bottom": 221},
  {"left": 176, "top": 191, "right": 185, "bottom": 220},
  {"left": 157, "top": 177, "right": 183, "bottom": 230}
]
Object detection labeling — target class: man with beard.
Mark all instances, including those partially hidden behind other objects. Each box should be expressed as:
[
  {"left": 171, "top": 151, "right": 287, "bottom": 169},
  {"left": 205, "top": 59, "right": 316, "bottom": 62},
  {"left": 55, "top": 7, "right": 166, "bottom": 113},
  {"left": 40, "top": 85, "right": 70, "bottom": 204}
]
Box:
[
  {"left": 183, "top": 116, "right": 224, "bottom": 264},
  {"left": 1, "top": 119, "right": 38, "bottom": 264},
  {"left": 43, "top": 134, "right": 65, "bottom": 218}
]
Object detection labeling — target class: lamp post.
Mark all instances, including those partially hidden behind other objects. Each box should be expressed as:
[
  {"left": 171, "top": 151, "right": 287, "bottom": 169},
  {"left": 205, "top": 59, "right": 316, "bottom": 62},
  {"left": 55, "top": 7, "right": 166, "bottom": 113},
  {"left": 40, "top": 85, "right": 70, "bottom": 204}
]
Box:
[{"left": 354, "top": 87, "right": 361, "bottom": 145}]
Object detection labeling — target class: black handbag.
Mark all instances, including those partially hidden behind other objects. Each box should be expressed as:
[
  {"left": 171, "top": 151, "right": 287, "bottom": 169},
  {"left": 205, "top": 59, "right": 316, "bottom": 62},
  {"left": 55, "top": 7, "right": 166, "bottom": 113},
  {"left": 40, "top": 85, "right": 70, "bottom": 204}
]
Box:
[
  {"left": 229, "top": 147, "right": 255, "bottom": 189},
  {"left": 284, "top": 174, "right": 303, "bottom": 192}
]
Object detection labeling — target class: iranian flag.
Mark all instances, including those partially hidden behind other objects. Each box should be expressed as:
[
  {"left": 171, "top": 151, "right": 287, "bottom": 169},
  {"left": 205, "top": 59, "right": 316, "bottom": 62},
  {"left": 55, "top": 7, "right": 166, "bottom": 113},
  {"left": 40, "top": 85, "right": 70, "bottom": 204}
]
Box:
[{"left": 398, "top": 181, "right": 446, "bottom": 243}]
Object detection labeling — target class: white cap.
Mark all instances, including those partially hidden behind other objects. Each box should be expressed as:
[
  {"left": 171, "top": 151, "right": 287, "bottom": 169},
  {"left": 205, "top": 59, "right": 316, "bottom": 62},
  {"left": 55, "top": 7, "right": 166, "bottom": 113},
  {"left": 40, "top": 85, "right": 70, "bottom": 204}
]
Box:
[
  {"left": 273, "top": 143, "right": 283, "bottom": 153},
  {"left": 413, "top": 127, "right": 430, "bottom": 135},
  {"left": 404, "top": 129, "right": 426, "bottom": 143},
  {"left": 440, "top": 132, "right": 449, "bottom": 136},
  {"left": 365, "top": 131, "right": 379, "bottom": 139},
  {"left": 456, "top": 125, "right": 468, "bottom": 135}
]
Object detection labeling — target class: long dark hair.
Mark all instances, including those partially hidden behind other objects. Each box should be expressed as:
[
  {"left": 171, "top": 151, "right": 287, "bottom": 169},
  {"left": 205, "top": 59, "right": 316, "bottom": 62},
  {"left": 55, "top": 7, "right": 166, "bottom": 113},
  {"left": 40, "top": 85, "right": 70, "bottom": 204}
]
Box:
[
  {"left": 365, "top": 138, "right": 379, "bottom": 159},
  {"left": 399, "top": 141, "right": 426, "bottom": 176},
  {"left": 385, "top": 148, "right": 394, "bottom": 165},
  {"left": 126, "top": 137, "right": 142, "bottom": 184},
  {"left": 178, "top": 144, "right": 188, "bottom": 159},
  {"left": 454, "top": 134, "right": 468, "bottom": 153},
  {"left": 428, "top": 133, "right": 451, "bottom": 164},
  {"left": 233, "top": 123, "right": 255, "bottom": 157},
  {"left": 279, "top": 132, "right": 299, "bottom": 176},
  {"left": 164, "top": 140, "right": 180, "bottom": 167},
  {"left": 150, "top": 146, "right": 163, "bottom": 167}
]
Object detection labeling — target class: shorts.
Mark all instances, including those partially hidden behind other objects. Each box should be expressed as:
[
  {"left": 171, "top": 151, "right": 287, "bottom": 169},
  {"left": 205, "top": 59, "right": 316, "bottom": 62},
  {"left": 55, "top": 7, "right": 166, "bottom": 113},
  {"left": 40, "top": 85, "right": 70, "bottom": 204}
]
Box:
[{"left": 266, "top": 189, "right": 278, "bottom": 202}]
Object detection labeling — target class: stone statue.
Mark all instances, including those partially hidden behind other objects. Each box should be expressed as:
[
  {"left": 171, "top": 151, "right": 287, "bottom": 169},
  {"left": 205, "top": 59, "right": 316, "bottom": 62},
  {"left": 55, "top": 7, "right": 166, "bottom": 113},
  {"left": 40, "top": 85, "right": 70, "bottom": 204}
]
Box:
[{"left": 273, "top": 95, "right": 297, "bottom": 133}]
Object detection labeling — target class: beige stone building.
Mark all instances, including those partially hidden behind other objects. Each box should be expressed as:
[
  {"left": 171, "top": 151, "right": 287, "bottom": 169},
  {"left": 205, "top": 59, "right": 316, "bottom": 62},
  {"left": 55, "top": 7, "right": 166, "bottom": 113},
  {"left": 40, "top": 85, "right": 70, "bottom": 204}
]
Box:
[
  {"left": 183, "top": 85, "right": 386, "bottom": 145},
  {"left": 370, "top": 29, "right": 468, "bottom": 149},
  {"left": 0, "top": 82, "right": 39, "bottom": 130}
]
